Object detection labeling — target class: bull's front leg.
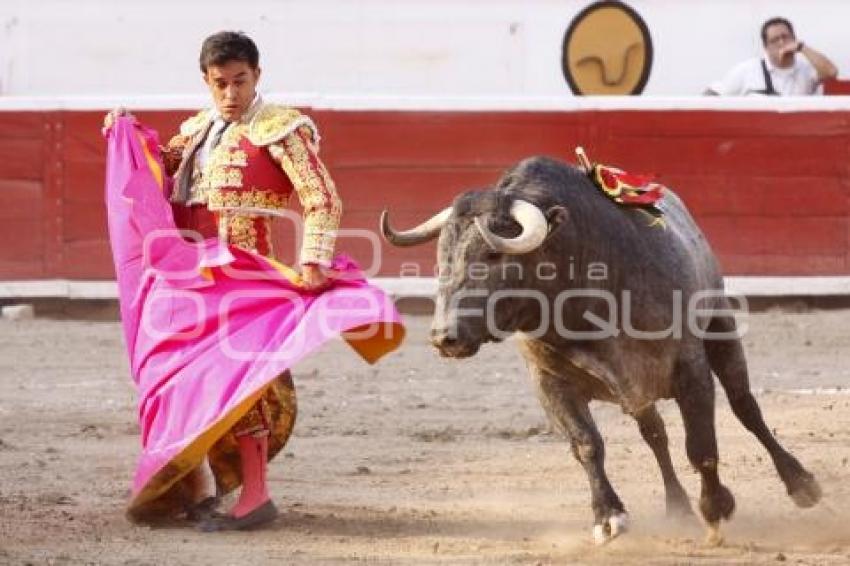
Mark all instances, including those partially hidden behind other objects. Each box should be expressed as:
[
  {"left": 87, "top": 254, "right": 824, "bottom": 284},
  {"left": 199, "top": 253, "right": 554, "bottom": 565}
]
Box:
[{"left": 531, "top": 367, "right": 628, "bottom": 545}]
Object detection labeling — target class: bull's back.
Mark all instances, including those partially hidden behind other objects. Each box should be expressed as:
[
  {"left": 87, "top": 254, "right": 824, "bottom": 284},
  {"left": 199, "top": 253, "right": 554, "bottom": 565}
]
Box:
[
  {"left": 655, "top": 189, "right": 724, "bottom": 293},
  {"left": 505, "top": 155, "right": 724, "bottom": 301}
]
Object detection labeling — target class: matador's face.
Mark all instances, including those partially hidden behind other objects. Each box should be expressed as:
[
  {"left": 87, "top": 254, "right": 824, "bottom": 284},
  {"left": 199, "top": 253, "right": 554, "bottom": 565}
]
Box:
[{"left": 203, "top": 60, "right": 261, "bottom": 122}]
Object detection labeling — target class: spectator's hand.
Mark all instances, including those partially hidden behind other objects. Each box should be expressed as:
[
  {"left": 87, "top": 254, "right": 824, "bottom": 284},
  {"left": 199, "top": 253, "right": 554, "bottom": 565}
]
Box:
[
  {"left": 103, "top": 107, "right": 135, "bottom": 131},
  {"left": 780, "top": 41, "right": 802, "bottom": 58}
]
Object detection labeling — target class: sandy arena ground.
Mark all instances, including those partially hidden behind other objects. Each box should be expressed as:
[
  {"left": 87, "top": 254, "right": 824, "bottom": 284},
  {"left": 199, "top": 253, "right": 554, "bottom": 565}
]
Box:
[{"left": 0, "top": 307, "right": 849, "bottom": 565}]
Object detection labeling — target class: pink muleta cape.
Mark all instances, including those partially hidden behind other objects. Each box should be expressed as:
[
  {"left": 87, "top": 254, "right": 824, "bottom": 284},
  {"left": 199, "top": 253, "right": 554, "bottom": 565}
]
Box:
[{"left": 103, "top": 117, "right": 404, "bottom": 513}]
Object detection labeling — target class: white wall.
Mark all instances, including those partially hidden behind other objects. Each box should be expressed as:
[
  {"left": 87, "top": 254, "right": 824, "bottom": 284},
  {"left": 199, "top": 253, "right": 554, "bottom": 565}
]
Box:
[{"left": 1, "top": 0, "right": 847, "bottom": 98}]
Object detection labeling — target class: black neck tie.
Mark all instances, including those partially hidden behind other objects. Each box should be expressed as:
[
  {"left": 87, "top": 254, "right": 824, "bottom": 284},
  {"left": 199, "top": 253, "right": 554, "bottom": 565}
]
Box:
[
  {"left": 209, "top": 120, "right": 231, "bottom": 150},
  {"left": 174, "top": 120, "right": 231, "bottom": 204}
]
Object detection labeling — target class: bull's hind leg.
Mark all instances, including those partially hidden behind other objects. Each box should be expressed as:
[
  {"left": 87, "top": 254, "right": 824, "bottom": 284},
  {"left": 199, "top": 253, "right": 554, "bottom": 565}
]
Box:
[
  {"left": 674, "top": 355, "right": 735, "bottom": 545},
  {"left": 531, "top": 367, "right": 627, "bottom": 545},
  {"left": 634, "top": 405, "right": 693, "bottom": 518},
  {"left": 704, "top": 314, "right": 822, "bottom": 508}
]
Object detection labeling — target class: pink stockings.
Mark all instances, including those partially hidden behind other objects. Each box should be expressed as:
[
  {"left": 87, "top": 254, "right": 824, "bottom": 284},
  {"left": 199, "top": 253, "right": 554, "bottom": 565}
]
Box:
[{"left": 230, "top": 431, "right": 271, "bottom": 518}]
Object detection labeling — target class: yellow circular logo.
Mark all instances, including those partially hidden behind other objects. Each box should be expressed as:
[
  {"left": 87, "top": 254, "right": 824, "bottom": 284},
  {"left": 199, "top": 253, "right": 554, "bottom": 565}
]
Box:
[{"left": 562, "top": 1, "right": 653, "bottom": 95}]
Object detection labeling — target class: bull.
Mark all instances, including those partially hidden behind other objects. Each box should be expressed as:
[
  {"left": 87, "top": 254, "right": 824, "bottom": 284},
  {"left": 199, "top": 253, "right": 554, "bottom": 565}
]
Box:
[{"left": 380, "top": 156, "right": 821, "bottom": 545}]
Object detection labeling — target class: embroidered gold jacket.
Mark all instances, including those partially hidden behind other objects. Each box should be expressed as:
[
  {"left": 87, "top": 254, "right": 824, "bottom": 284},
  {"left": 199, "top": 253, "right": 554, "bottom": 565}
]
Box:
[{"left": 163, "top": 101, "right": 342, "bottom": 265}]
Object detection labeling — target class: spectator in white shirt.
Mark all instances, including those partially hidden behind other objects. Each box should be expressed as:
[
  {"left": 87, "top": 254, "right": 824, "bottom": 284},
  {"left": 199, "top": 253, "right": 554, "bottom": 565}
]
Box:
[{"left": 705, "top": 17, "right": 838, "bottom": 96}]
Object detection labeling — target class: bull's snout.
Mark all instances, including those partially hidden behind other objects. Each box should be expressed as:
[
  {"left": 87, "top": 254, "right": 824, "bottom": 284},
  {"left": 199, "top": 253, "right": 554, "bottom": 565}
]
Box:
[
  {"left": 430, "top": 326, "right": 479, "bottom": 358},
  {"left": 430, "top": 327, "right": 456, "bottom": 349}
]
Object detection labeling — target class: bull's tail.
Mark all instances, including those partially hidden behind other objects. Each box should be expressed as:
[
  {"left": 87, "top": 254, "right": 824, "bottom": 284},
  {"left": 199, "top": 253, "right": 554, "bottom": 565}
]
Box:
[{"left": 704, "top": 309, "right": 822, "bottom": 508}]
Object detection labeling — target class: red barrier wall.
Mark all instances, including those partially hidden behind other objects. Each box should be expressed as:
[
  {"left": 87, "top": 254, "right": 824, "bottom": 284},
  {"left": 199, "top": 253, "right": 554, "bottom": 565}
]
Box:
[{"left": 1, "top": 109, "right": 848, "bottom": 279}]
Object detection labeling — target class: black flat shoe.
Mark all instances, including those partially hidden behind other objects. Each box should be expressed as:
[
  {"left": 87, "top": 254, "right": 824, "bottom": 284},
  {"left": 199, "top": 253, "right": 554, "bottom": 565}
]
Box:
[
  {"left": 185, "top": 496, "right": 221, "bottom": 522},
  {"left": 198, "top": 500, "right": 279, "bottom": 532}
]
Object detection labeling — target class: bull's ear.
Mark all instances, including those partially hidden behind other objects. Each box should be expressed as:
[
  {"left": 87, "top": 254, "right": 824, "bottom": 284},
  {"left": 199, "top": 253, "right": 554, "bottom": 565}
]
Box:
[{"left": 545, "top": 205, "right": 569, "bottom": 240}]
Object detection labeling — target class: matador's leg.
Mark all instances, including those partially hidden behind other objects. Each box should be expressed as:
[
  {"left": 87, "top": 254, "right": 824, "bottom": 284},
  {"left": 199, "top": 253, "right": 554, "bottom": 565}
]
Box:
[
  {"left": 200, "top": 373, "right": 297, "bottom": 532},
  {"left": 228, "top": 399, "right": 274, "bottom": 519}
]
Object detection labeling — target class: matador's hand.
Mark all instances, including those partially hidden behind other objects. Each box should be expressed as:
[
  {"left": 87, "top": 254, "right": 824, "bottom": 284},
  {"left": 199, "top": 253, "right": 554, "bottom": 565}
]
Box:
[
  {"left": 300, "top": 264, "right": 330, "bottom": 291},
  {"left": 103, "top": 107, "right": 135, "bottom": 131}
]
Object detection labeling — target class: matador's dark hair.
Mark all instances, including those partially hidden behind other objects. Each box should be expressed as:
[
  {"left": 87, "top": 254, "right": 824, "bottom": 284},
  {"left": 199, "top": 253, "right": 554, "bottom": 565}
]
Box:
[{"left": 199, "top": 31, "right": 260, "bottom": 73}]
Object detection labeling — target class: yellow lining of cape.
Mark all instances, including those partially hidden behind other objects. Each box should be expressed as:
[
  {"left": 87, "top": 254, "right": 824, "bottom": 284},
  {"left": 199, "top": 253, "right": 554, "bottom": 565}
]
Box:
[
  {"left": 137, "top": 130, "right": 163, "bottom": 190},
  {"left": 128, "top": 386, "right": 267, "bottom": 512},
  {"left": 260, "top": 255, "right": 304, "bottom": 287},
  {"left": 343, "top": 322, "right": 406, "bottom": 364}
]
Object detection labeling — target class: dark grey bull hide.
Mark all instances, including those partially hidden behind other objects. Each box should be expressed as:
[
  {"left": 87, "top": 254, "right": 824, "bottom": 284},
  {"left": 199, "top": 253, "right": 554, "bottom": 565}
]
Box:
[{"left": 381, "top": 156, "right": 821, "bottom": 545}]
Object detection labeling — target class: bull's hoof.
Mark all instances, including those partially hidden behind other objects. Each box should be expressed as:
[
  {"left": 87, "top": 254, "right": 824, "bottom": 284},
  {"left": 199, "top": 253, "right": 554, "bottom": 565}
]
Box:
[
  {"left": 788, "top": 472, "right": 822, "bottom": 508},
  {"left": 699, "top": 484, "right": 735, "bottom": 524},
  {"left": 704, "top": 521, "right": 724, "bottom": 547},
  {"left": 592, "top": 512, "right": 629, "bottom": 545},
  {"left": 717, "top": 485, "right": 735, "bottom": 520}
]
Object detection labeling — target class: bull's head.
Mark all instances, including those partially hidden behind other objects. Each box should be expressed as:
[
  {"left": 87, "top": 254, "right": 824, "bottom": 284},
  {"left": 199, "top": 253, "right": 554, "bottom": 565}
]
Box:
[{"left": 382, "top": 193, "right": 558, "bottom": 358}]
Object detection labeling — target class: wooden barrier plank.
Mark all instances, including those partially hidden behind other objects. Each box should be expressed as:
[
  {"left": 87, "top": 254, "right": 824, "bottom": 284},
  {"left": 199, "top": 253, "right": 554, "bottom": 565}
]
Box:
[
  {"left": 701, "top": 217, "right": 848, "bottom": 257},
  {"left": 0, "top": 180, "right": 43, "bottom": 219},
  {"left": 64, "top": 160, "right": 105, "bottom": 204},
  {"left": 317, "top": 111, "right": 590, "bottom": 167},
  {"left": 586, "top": 137, "right": 846, "bottom": 178},
  {"left": 332, "top": 167, "right": 504, "bottom": 211},
  {"left": 0, "top": 218, "right": 44, "bottom": 261},
  {"left": 60, "top": 240, "right": 114, "bottom": 279},
  {"left": 62, "top": 200, "right": 108, "bottom": 242},
  {"left": 0, "top": 138, "right": 44, "bottom": 181},
  {"left": 0, "top": 112, "right": 46, "bottom": 139},
  {"left": 597, "top": 111, "right": 850, "bottom": 138},
  {"left": 670, "top": 175, "right": 848, "bottom": 218},
  {"left": 719, "top": 254, "right": 847, "bottom": 276}
]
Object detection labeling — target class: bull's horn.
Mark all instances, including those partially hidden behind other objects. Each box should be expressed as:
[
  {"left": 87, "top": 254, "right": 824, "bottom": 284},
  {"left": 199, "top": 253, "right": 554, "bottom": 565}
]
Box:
[
  {"left": 474, "top": 200, "right": 547, "bottom": 254},
  {"left": 380, "top": 207, "right": 452, "bottom": 247}
]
